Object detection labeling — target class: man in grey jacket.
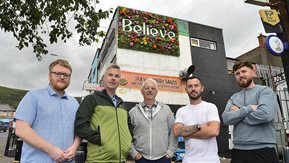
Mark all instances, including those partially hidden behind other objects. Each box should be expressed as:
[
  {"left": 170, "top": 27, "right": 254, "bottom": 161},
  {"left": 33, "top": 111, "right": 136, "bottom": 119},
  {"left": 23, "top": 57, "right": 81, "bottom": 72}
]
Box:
[
  {"left": 222, "top": 61, "right": 279, "bottom": 163},
  {"left": 129, "top": 78, "right": 177, "bottom": 163}
]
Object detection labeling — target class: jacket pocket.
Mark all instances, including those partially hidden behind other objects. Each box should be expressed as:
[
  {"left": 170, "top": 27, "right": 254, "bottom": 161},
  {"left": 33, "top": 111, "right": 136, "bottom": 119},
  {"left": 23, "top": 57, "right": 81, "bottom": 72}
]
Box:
[{"left": 97, "top": 126, "right": 101, "bottom": 146}]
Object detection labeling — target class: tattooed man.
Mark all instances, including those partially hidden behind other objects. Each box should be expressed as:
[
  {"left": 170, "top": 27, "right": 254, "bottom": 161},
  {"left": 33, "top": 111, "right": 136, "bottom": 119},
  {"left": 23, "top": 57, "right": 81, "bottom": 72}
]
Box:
[{"left": 173, "top": 76, "right": 220, "bottom": 163}]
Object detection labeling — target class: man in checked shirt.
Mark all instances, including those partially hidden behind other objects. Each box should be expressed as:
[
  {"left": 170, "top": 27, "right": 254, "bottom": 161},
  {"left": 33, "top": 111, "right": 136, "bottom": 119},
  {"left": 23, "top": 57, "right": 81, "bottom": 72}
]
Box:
[{"left": 129, "top": 78, "right": 177, "bottom": 163}]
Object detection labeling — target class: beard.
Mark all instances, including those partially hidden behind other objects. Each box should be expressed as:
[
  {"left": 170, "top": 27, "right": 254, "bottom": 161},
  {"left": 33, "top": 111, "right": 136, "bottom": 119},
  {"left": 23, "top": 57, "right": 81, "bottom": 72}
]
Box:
[
  {"left": 50, "top": 78, "right": 69, "bottom": 92},
  {"left": 53, "top": 83, "right": 69, "bottom": 91},
  {"left": 238, "top": 77, "right": 253, "bottom": 88},
  {"left": 188, "top": 91, "right": 202, "bottom": 100}
]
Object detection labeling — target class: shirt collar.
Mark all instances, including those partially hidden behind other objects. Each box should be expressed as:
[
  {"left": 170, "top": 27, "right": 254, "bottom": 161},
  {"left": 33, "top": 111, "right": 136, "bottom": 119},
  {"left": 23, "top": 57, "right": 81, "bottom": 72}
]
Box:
[
  {"left": 47, "top": 85, "right": 68, "bottom": 98},
  {"left": 141, "top": 101, "right": 158, "bottom": 108},
  {"left": 112, "top": 96, "right": 118, "bottom": 107}
]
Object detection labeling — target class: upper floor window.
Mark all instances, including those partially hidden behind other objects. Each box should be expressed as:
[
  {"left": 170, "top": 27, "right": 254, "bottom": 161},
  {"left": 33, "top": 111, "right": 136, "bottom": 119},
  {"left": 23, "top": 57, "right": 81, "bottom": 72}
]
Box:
[{"left": 191, "top": 38, "right": 217, "bottom": 50}]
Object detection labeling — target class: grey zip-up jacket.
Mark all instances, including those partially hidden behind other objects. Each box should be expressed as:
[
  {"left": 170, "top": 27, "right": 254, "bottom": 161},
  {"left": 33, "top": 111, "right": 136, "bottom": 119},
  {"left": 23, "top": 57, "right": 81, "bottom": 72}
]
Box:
[
  {"left": 129, "top": 102, "right": 178, "bottom": 160},
  {"left": 222, "top": 85, "right": 278, "bottom": 150}
]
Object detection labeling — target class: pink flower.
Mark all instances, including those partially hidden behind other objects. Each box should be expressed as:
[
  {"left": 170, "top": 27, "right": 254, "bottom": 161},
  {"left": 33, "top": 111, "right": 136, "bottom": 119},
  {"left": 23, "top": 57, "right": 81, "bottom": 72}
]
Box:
[{"left": 130, "top": 42, "right": 134, "bottom": 47}]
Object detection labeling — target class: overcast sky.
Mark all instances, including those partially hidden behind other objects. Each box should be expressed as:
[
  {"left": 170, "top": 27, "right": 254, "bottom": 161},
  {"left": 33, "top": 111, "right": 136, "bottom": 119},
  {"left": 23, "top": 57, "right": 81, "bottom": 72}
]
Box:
[{"left": 0, "top": 0, "right": 268, "bottom": 96}]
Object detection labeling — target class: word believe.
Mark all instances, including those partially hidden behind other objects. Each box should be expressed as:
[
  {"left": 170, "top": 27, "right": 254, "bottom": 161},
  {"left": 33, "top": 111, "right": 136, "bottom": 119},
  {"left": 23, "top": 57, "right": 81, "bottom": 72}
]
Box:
[{"left": 122, "top": 18, "right": 176, "bottom": 39}]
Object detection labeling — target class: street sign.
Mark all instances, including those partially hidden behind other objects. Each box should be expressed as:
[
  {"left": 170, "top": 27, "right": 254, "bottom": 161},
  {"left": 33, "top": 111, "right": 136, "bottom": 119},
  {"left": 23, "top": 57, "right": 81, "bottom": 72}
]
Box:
[
  {"left": 83, "top": 83, "right": 103, "bottom": 91},
  {"left": 259, "top": 9, "right": 280, "bottom": 26},
  {"left": 273, "top": 72, "right": 286, "bottom": 85},
  {"left": 265, "top": 35, "right": 285, "bottom": 56},
  {"left": 259, "top": 9, "right": 283, "bottom": 33}
]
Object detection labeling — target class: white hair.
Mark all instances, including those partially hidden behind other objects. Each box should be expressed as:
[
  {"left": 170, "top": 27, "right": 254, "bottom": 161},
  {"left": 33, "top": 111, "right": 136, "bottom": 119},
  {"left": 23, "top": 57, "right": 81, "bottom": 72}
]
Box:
[{"left": 141, "top": 78, "right": 158, "bottom": 90}]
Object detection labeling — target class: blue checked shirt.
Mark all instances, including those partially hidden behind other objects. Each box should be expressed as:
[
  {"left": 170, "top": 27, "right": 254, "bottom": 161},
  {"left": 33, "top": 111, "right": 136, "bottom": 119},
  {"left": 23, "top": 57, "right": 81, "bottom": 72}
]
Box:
[{"left": 112, "top": 96, "right": 118, "bottom": 107}]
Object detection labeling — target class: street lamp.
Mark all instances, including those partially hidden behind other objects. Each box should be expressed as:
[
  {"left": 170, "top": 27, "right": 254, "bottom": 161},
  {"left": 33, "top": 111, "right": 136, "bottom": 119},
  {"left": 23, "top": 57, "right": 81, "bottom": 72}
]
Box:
[
  {"left": 244, "top": 0, "right": 269, "bottom": 6},
  {"left": 49, "top": 53, "right": 67, "bottom": 59}
]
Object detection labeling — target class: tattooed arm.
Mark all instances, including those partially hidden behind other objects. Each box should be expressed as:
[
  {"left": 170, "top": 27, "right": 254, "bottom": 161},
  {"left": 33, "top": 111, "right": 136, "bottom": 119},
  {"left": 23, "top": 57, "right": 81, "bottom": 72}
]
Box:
[
  {"left": 185, "top": 121, "right": 220, "bottom": 139},
  {"left": 173, "top": 122, "right": 200, "bottom": 137}
]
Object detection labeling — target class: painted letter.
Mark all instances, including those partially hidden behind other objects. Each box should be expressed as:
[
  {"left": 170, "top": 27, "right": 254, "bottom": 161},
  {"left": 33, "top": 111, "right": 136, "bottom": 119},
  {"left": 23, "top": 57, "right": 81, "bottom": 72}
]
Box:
[
  {"left": 133, "top": 25, "right": 142, "bottom": 34},
  {"left": 122, "top": 19, "right": 132, "bottom": 32},
  {"left": 167, "top": 31, "right": 176, "bottom": 39},
  {"left": 159, "top": 30, "right": 167, "bottom": 38},
  {"left": 150, "top": 28, "right": 158, "bottom": 37}
]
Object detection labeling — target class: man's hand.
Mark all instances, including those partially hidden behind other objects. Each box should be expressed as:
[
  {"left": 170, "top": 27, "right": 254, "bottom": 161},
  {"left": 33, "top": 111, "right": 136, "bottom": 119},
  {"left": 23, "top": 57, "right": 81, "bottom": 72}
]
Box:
[
  {"left": 134, "top": 152, "right": 142, "bottom": 160},
  {"left": 64, "top": 145, "right": 78, "bottom": 161},
  {"left": 230, "top": 105, "right": 239, "bottom": 111},
  {"left": 165, "top": 154, "right": 171, "bottom": 159},
  {"left": 47, "top": 146, "right": 67, "bottom": 162},
  {"left": 250, "top": 105, "right": 258, "bottom": 111}
]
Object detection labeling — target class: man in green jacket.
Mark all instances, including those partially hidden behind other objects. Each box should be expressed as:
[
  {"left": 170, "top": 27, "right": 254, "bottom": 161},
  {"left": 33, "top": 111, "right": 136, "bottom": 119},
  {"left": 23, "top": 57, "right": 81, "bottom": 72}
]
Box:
[{"left": 75, "top": 64, "right": 132, "bottom": 163}]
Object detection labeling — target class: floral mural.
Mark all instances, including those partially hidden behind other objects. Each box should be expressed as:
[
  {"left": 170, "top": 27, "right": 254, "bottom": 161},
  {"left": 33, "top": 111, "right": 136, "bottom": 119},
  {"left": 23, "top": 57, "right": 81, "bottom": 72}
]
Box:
[{"left": 118, "top": 7, "right": 180, "bottom": 57}]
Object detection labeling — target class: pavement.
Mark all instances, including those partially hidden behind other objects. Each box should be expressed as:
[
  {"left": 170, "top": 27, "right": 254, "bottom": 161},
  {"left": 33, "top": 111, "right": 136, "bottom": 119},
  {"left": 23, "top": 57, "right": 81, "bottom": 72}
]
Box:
[
  {"left": 0, "top": 156, "right": 14, "bottom": 163},
  {"left": 0, "top": 131, "right": 15, "bottom": 163}
]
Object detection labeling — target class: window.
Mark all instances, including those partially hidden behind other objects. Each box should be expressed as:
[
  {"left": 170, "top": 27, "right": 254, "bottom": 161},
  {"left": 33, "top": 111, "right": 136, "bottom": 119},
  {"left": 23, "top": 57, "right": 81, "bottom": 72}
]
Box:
[{"left": 191, "top": 38, "right": 216, "bottom": 50}]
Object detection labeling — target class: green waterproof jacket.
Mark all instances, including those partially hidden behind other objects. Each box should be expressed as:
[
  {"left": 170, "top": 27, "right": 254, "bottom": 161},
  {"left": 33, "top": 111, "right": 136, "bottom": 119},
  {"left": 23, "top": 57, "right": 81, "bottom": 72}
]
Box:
[{"left": 75, "top": 90, "right": 132, "bottom": 163}]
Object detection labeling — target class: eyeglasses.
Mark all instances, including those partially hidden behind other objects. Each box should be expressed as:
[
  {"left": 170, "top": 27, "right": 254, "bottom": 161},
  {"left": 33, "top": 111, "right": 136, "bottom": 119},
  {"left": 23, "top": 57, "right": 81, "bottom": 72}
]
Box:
[{"left": 50, "top": 72, "right": 71, "bottom": 79}]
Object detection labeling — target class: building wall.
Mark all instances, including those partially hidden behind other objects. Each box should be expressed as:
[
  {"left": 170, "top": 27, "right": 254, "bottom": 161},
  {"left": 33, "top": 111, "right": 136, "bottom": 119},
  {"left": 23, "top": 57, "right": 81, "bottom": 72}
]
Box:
[
  {"left": 97, "top": 11, "right": 119, "bottom": 81},
  {"left": 237, "top": 47, "right": 283, "bottom": 67},
  {"left": 188, "top": 23, "right": 237, "bottom": 111},
  {"left": 116, "top": 34, "right": 192, "bottom": 105},
  {"left": 237, "top": 34, "right": 283, "bottom": 67}
]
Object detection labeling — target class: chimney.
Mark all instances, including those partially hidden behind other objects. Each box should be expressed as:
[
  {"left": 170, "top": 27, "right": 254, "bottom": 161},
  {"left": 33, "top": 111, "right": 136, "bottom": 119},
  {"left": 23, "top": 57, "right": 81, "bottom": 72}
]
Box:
[{"left": 257, "top": 33, "right": 266, "bottom": 48}]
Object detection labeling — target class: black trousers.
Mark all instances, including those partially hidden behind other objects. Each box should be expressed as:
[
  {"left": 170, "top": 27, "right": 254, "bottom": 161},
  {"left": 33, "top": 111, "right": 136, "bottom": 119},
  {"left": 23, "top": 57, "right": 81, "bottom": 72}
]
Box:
[
  {"left": 231, "top": 147, "right": 279, "bottom": 163},
  {"left": 135, "top": 156, "right": 171, "bottom": 163}
]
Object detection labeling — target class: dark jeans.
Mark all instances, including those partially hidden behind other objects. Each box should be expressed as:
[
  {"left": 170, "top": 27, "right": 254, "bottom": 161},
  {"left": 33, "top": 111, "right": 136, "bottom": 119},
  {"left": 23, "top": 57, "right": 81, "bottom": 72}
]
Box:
[
  {"left": 135, "top": 156, "right": 171, "bottom": 163},
  {"left": 231, "top": 147, "right": 279, "bottom": 163}
]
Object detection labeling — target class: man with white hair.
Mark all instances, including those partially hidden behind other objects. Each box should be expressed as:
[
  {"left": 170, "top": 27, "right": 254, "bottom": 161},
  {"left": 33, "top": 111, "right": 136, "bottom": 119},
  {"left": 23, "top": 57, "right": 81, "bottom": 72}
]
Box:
[{"left": 129, "top": 78, "right": 177, "bottom": 163}]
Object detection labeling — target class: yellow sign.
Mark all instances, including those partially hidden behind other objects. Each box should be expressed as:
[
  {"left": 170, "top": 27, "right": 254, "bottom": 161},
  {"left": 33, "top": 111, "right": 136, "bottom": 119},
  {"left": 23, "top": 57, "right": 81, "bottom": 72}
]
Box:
[{"left": 259, "top": 9, "right": 280, "bottom": 26}]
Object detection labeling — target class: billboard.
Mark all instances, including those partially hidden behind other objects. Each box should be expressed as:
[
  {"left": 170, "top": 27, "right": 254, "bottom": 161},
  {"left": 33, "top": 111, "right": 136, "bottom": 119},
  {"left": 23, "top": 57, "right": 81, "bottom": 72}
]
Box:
[
  {"left": 118, "top": 7, "right": 180, "bottom": 57},
  {"left": 119, "top": 71, "right": 186, "bottom": 93}
]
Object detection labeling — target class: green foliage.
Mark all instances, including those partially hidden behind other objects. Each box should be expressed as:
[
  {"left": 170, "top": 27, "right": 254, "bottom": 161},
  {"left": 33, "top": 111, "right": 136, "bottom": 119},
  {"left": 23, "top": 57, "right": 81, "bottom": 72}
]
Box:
[
  {"left": 0, "top": 86, "right": 27, "bottom": 109},
  {"left": 0, "top": 86, "right": 81, "bottom": 109},
  {"left": 0, "top": 0, "right": 113, "bottom": 60},
  {"left": 118, "top": 7, "right": 180, "bottom": 57}
]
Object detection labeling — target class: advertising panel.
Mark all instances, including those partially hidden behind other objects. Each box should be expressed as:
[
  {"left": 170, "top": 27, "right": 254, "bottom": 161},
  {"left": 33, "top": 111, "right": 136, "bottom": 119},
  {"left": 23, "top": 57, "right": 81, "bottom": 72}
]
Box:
[
  {"left": 119, "top": 71, "right": 186, "bottom": 93},
  {"left": 118, "top": 7, "right": 180, "bottom": 57}
]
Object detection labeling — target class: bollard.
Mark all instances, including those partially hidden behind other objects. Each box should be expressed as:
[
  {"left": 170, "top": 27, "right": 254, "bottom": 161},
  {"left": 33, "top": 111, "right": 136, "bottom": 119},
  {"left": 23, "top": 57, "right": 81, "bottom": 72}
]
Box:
[
  {"left": 75, "top": 141, "right": 87, "bottom": 163},
  {"left": 14, "top": 139, "right": 23, "bottom": 162},
  {"left": 75, "top": 151, "right": 85, "bottom": 163},
  {"left": 284, "top": 146, "right": 289, "bottom": 163},
  {"left": 4, "top": 127, "right": 13, "bottom": 157}
]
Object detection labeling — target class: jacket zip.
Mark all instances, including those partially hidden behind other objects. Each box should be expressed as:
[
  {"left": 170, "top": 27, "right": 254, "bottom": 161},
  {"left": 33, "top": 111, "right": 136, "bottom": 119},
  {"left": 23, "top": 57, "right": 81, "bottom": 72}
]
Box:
[
  {"left": 115, "top": 104, "right": 122, "bottom": 162},
  {"left": 149, "top": 119, "right": 152, "bottom": 159}
]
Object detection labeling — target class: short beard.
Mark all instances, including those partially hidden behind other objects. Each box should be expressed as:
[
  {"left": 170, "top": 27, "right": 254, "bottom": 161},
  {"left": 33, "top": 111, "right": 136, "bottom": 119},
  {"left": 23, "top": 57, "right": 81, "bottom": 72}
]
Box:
[
  {"left": 188, "top": 92, "right": 202, "bottom": 100},
  {"left": 239, "top": 78, "right": 253, "bottom": 88}
]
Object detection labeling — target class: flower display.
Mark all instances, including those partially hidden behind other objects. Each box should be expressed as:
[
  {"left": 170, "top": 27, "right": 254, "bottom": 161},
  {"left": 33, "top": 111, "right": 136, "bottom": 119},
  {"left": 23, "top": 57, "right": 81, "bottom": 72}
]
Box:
[{"left": 118, "top": 7, "right": 180, "bottom": 57}]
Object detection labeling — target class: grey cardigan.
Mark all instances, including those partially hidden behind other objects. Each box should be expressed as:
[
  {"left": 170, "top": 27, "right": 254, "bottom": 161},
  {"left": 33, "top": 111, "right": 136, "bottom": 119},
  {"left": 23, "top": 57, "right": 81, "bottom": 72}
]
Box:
[{"left": 129, "top": 102, "right": 178, "bottom": 160}]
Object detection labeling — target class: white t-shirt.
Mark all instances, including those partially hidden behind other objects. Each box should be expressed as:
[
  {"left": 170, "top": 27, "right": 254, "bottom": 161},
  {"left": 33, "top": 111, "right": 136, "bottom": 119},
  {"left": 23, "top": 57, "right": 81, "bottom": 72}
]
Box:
[{"left": 175, "top": 101, "right": 220, "bottom": 163}]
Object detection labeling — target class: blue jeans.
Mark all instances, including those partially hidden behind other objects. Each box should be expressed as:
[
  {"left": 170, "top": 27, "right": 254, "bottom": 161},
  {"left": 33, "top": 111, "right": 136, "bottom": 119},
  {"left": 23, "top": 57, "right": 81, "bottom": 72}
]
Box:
[{"left": 135, "top": 156, "right": 171, "bottom": 163}]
